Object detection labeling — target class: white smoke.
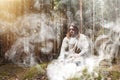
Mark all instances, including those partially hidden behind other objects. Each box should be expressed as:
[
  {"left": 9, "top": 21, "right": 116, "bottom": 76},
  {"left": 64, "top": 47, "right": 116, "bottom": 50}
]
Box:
[
  {"left": 47, "top": 56, "right": 102, "bottom": 80},
  {"left": 5, "top": 13, "right": 65, "bottom": 67},
  {"left": 47, "top": 18, "right": 120, "bottom": 80},
  {"left": 95, "top": 19, "right": 120, "bottom": 66},
  {"left": 47, "top": 34, "right": 99, "bottom": 80},
  {"left": 34, "top": 0, "right": 52, "bottom": 11}
]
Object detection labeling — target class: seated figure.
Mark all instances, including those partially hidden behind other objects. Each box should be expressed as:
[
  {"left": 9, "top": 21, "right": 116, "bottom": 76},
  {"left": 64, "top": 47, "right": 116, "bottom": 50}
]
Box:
[
  {"left": 47, "top": 22, "right": 93, "bottom": 80},
  {"left": 58, "top": 22, "right": 92, "bottom": 63}
]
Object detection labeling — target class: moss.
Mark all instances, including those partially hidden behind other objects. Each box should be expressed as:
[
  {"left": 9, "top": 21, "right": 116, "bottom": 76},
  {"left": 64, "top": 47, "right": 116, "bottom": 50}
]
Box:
[
  {"left": 22, "top": 67, "right": 39, "bottom": 80},
  {"left": 0, "top": 63, "right": 49, "bottom": 80},
  {"left": 0, "top": 63, "right": 24, "bottom": 80},
  {"left": 68, "top": 78, "right": 80, "bottom": 80},
  {"left": 0, "top": 63, "right": 119, "bottom": 80},
  {"left": 99, "top": 65, "right": 120, "bottom": 80},
  {"left": 22, "top": 63, "right": 48, "bottom": 80},
  {"left": 108, "top": 71, "right": 120, "bottom": 79}
]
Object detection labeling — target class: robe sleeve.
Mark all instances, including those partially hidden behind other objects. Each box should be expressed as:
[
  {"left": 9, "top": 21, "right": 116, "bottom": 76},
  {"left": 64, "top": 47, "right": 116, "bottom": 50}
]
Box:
[
  {"left": 77, "top": 34, "right": 91, "bottom": 57},
  {"left": 58, "top": 37, "right": 69, "bottom": 60}
]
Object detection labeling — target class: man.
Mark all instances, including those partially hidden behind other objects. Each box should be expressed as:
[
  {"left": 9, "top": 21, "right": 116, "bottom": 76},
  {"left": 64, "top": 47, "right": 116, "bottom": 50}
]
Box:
[
  {"left": 58, "top": 22, "right": 92, "bottom": 62},
  {"left": 47, "top": 22, "right": 93, "bottom": 80}
]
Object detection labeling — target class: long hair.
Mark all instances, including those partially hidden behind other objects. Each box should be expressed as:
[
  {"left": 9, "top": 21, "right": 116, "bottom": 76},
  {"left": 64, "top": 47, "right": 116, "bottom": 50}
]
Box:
[{"left": 66, "top": 22, "right": 80, "bottom": 39}]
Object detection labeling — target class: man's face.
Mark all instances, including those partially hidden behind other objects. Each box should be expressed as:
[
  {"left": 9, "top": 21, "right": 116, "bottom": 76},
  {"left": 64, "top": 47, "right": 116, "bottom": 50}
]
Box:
[{"left": 69, "top": 26, "right": 75, "bottom": 36}]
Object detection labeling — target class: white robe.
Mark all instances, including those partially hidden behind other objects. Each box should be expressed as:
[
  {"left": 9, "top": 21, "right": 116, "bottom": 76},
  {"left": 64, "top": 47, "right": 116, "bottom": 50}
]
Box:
[
  {"left": 47, "top": 34, "right": 92, "bottom": 80},
  {"left": 58, "top": 33, "right": 92, "bottom": 61}
]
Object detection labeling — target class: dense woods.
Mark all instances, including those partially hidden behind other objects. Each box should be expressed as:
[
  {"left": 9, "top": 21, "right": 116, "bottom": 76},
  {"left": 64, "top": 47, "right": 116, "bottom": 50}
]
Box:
[{"left": 0, "top": 0, "right": 120, "bottom": 80}]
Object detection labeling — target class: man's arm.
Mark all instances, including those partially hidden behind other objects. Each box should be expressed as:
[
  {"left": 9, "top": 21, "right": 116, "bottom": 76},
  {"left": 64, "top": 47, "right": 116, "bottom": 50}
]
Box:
[{"left": 58, "top": 37, "right": 69, "bottom": 60}]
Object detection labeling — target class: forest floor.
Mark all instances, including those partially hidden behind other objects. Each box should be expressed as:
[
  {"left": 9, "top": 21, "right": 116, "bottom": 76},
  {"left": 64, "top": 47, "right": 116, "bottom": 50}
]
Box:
[
  {"left": 0, "top": 63, "right": 120, "bottom": 80},
  {"left": 0, "top": 63, "right": 48, "bottom": 80}
]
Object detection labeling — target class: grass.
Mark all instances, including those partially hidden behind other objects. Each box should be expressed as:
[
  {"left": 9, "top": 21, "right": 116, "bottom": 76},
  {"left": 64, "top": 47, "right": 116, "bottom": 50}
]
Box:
[
  {"left": 0, "top": 63, "right": 48, "bottom": 80},
  {"left": 21, "top": 63, "right": 48, "bottom": 80},
  {"left": 67, "top": 66, "right": 119, "bottom": 80},
  {"left": 0, "top": 62, "right": 120, "bottom": 80}
]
